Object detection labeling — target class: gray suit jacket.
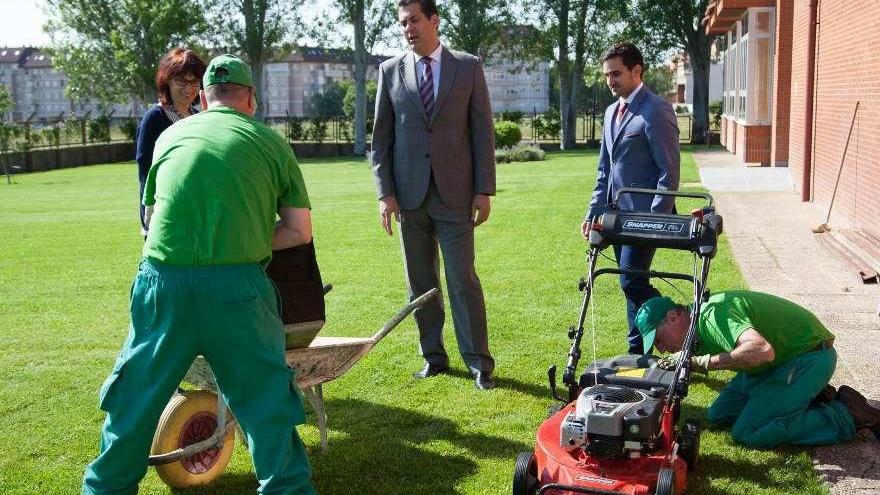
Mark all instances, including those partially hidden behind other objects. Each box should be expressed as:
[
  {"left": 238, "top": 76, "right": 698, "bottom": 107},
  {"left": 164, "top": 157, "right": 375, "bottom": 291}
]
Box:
[
  {"left": 371, "top": 47, "right": 496, "bottom": 210},
  {"left": 587, "top": 85, "right": 680, "bottom": 218}
]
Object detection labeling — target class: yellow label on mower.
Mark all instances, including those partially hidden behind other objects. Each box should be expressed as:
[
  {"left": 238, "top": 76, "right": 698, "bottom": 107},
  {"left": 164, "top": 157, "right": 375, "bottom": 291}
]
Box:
[{"left": 614, "top": 367, "right": 648, "bottom": 378}]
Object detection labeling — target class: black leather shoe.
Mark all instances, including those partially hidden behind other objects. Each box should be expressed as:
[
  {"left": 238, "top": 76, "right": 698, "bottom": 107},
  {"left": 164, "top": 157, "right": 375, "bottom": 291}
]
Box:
[
  {"left": 473, "top": 371, "right": 496, "bottom": 390},
  {"left": 836, "top": 385, "right": 880, "bottom": 430},
  {"left": 413, "top": 363, "right": 448, "bottom": 379}
]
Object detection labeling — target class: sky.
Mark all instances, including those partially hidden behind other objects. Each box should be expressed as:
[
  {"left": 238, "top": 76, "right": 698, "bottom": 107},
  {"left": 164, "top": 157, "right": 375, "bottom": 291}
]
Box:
[
  {"left": 0, "top": 0, "right": 402, "bottom": 51},
  {"left": 0, "top": 0, "right": 49, "bottom": 47}
]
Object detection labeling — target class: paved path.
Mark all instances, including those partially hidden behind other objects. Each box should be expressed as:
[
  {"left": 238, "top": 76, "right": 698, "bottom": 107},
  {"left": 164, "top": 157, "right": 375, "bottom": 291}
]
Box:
[{"left": 693, "top": 149, "right": 880, "bottom": 495}]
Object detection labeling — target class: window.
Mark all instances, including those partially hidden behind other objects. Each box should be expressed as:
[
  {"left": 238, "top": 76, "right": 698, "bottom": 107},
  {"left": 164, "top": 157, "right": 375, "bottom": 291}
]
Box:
[
  {"left": 738, "top": 16, "right": 748, "bottom": 121},
  {"left": 721, "top": 7, "right": 775, "bottom": 124}
]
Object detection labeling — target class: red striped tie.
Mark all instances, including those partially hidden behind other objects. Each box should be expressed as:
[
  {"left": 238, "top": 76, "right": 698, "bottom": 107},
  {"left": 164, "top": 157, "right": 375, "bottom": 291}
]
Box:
[{"left": 419, "top": 56, "right": 435, "bottom": 117}]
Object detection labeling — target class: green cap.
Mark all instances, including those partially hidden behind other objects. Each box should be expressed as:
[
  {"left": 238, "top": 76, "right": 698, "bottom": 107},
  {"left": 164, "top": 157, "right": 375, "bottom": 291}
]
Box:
[
  {"left": 203, "top": 54, "right": 254, "bottom": 88},
  {"left": 635, "top": 296, "right": 677, "bottom": 352}
]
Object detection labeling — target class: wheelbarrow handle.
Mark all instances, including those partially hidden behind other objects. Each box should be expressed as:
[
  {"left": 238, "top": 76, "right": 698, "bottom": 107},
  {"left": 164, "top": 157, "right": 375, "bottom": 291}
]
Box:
[{"left": 370, "top": 288, "right": 440, "bottom": 343}]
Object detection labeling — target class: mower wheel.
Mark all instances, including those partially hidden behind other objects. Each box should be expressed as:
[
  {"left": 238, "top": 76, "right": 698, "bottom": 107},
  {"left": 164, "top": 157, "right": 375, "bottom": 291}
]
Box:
[
  {"left": 655, "top": 468, "right": 674, "bottom": 495},
  {"left": 512, "top": 451, "right": 538, "bottom": 495},
  {"left": 678, "top": 420, "right": 701, "bottom": 471},
  {"left": 151, "top": 390, "right": 235, "bottom": 488}
]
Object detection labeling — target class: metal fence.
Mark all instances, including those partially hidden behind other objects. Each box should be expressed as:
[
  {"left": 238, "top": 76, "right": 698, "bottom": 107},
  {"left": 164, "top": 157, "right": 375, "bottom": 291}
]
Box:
[{"left": 0, "top": 114, "right": 137, "bottom": 153}]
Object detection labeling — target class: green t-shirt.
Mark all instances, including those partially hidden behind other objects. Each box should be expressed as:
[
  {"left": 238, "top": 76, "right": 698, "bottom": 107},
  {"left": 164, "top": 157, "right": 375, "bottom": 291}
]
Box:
[
  {"left": 696, "top": 290, "right": 834, "bottom": 374},
  {"left": 142, "top": 106, "right": 310, "bottom": 266}
]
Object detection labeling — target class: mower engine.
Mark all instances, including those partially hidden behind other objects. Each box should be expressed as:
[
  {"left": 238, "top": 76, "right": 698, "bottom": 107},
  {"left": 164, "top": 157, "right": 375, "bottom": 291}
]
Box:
[{"left": 559, "top": 384, "right": 664, "bottom": 459}]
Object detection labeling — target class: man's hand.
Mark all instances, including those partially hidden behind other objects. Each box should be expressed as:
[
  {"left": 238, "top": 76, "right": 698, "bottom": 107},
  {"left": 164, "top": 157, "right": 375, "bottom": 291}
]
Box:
[
  {"left": 472, "top": 194, "right": 491, "bottom": 227},
  {"left": 379, "top": 196, "right": 400, "bottom": 236},
  {"left": 580, "top": 220, "right": 590, "bottom": 239},
  {"left": 656, "top": 351, "right": 710, "bottom": 374},
  {"left": 657, "top": 351, "right": 682, "bottom": 370}
]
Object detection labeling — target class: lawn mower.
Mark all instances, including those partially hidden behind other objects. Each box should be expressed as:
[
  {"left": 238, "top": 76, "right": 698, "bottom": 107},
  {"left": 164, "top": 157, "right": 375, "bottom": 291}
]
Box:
[{"left": 513, "top": 188, "right": 723, "bottom": 495}]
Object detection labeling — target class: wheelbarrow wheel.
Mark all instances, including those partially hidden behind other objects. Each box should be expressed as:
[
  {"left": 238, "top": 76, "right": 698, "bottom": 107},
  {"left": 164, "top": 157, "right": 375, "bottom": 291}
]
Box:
[
  {"left": 512, "top": 451, "right": 538, "bottom": 495},
  {"left": 655, "top": 467, "right": 674, "bottom": 495},
  {"left": 151, "top": 390, "right": 235, "bottom": 488}
]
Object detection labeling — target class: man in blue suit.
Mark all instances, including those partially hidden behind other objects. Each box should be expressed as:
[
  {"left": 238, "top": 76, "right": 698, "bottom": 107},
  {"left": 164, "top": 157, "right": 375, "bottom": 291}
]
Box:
[{"left": 581, "top": 42, "right": 680, "bottom": 355}]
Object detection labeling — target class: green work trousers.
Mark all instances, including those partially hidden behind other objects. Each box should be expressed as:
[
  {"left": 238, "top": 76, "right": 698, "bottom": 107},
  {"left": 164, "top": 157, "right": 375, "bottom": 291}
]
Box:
[
  {"left": 706, "top": 347, "right": 856, "bottom": 448},
  {"left": 82, "top": 260, "right": 315, "bottom": 495}
]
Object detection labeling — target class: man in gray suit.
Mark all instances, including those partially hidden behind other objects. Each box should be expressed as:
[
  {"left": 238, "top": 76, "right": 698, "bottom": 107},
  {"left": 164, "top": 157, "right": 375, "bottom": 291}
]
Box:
[
  {"left": 371, "top": 0, "right": 497, "bottom": 389},
  {"left": 581, "top": 42, "right": 680, "bottom": 355}
]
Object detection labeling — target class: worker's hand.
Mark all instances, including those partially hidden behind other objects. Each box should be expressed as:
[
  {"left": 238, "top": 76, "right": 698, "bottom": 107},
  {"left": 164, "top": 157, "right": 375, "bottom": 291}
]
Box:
[
  {"left": 378, "top": 196, "right": 400, "bottom": 236},
  {"left": 691, "top": 354, "right": 711, "bottom": 374},
  {"left": 472, "top": 194, "right": 491, "bottom": 227},
  {"left": 657, "top": 351, "right": 683, "bottom": 371},
  {"left": 656, "top": 351, "right": 710, "bottom": 374}
]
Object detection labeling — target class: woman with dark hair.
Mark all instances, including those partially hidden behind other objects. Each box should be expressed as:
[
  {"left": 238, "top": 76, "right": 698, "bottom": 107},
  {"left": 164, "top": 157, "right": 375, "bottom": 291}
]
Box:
[{"left": 136, "top": 48, "right": 207, "bottom": 232}]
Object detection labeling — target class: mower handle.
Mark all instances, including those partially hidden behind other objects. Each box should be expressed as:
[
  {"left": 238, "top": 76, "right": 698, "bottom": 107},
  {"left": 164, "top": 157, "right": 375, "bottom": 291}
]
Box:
[{"left": 614, "top": 187, "right": 714, "bottom": 207}]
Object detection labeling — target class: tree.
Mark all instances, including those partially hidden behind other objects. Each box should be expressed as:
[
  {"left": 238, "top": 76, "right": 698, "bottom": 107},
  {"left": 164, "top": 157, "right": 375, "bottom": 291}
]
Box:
[
  {"left": 211, "top": 0, "right": 306, "bottom": 121},
  {"left": 344, "top": 79, "right": 377, "bottom": 125},
  {"left": 626, "top": 0, "right": 714, "bottom": 144},
  {"left": 0, "top": 85, "right": 13, "bottom": 119},
  {"left": 440, "top": 0, "right": 514, "bottom": 60},
  {"left": 316, "top": 0, "right": 395, "bottom": 155},
  {"left": 309, "top": 80, "right": 348, "bottom": 120},
  {"left": 532, "top": 0, "right": 622, "bottom": 148},
  {"left": 45, "top": 0, "right": 208, "bottom": 104}
]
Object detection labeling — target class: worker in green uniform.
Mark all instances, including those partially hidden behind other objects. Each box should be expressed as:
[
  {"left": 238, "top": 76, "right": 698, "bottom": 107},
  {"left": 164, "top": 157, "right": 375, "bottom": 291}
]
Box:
[
  {"left": 636, "top": 290, "right": 880, "bottom": 448},
  {"left": 82, "top": 55, "right": 316, "bottom": 495}
]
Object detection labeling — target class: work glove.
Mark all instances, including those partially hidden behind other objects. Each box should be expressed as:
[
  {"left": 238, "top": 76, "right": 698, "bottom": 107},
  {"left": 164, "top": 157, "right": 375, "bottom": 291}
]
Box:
[{"left": 656, "top": 352, "right": 710, "bottom": 374}]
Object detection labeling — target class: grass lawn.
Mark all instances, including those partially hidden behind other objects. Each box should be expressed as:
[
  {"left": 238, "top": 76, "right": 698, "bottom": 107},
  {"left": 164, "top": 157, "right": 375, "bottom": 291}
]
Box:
[{"left": 0, "top": 146, "right": 824, "bottom": 494}]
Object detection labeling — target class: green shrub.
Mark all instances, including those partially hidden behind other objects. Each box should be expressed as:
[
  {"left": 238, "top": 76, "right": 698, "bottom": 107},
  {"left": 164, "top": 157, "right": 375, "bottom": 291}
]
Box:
[
  {"left": 40, "top": 124, "right": 61, "bottom": 147},
  {"left": 306, "top": 118, "right": 327, "bottom": 143},
  {"left": 709, "top": 100, "right": 723, "bottom": 131},
  {"left": 494, "top": 120, "right": 522, "bottom": 148},
  {"left": 287, "top": 117, "right": 305, "bottom": 141},
  {"left": 120, "top": 119, "right": 138, "bottom": 142},
  {"left": 88, "top": 115, "right": 111, "bottom": 143},
  {"left": 533, "top": 108, "right": 561, "bottom": 140},
  {"left": 508, "top": 143, "right": 545, "bottom": 162},
  {"left": 674, "top": 104, "right": 690, "bottom": 115},
  {"left": 495, "top": 143, "right": 545, "bottom": 163},
  {"left": 498, "top": 110, "right": 524, "bottom": 124}
]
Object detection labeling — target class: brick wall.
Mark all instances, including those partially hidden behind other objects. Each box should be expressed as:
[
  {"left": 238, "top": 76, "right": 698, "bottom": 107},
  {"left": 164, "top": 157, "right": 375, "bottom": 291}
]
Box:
[
  {"left": 771, "top": 0, "right": 794, "bottom": 166},
  {"left": 736, "top": 124, "right": 772, "bottom": 166},
  {"left": 787, "top": 0, "right": 810, "bottom": 197},
  {"left": 786, "top": 0, "right": 880, "bottom": 237}
]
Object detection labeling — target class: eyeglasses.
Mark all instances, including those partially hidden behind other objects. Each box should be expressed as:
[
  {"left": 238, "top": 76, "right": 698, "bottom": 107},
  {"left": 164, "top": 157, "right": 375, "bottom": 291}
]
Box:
[{"left": 171, "top": 76, "right": 200, "bottom": 87}]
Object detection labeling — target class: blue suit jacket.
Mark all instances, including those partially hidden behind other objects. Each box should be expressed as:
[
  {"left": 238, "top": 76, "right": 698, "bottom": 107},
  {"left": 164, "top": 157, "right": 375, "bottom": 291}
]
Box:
[{"left": 587, "top": 86, "right": 680, "bottom": 219}]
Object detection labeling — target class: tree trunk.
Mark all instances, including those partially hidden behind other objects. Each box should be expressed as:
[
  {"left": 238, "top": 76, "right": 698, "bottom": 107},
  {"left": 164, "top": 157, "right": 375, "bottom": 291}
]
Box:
[
  {"left": 556, "top": 0, "right": 571, "bottom": 148},
  {"left": 252, "top": 61, "right": 265, "bottom": 122},
  {"left": 353, "top": 0, "right": 367, "bottom": 156},
  {"left": 688, "top": 44, "right": 710, "bottom": 145}
]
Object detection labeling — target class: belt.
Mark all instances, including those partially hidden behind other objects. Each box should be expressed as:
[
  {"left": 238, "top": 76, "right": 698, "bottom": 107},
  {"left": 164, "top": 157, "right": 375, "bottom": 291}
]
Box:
[{"left": 809, "top": 339, "right": 834, "bottom": 352}]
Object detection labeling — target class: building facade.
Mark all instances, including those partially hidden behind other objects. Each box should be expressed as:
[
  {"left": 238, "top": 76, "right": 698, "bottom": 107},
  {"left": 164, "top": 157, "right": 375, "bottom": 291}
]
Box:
[
  {"left": 706, "top": 0, "right": 880, "bottom": 237},
  {"left": 0, "top": 47, "right": 143, "bottom": 123},
  {"left": 668, "top": 52, "right": 723, "bottom": 110}
]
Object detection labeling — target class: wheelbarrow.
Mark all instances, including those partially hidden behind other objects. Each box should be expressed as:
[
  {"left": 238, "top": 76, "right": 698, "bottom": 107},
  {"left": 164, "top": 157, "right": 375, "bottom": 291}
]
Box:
[{"left": 146, "top": 287, "right": 439, "bottom": 488}]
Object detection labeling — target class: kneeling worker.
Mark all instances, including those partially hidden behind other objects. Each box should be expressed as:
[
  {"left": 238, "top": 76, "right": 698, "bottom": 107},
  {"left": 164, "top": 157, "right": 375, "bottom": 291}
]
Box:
[
  {"left": 635, "top": 290, "right": 880, "bottom": 448},
  {"left": 82, "top": 55, "right": 316, "bottom": 494}
]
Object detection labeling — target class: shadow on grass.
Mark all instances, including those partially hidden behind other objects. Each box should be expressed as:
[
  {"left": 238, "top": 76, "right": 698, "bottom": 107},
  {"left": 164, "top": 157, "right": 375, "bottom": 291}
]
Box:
[
  {"left": 172, "top": 397, "right": 530, "bottom": 495},
  {"left": 443, "top": 367, "right": 554, "bottom": 400},
  {"left": 308, "top": 397, "right": 531, "bottom": 494},
  {"left": 687, "top": 449, "right": 821, "bottom": 495}
]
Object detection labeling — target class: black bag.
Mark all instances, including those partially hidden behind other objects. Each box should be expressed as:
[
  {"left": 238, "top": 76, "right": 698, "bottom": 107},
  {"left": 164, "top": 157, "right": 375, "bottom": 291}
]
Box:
[{"left": 265, "top": 240, "right": 325, "bottom": 325}]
